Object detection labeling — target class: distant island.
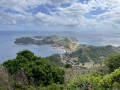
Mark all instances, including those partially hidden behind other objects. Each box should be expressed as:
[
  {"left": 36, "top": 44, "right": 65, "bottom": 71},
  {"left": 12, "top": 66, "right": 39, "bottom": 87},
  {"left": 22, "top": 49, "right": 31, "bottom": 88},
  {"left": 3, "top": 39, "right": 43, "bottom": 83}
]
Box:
[
  {"left": 15, "top": 35, "right": 77, "bottom": 47},
  {"left": 14, "top": 35, "right": 120, "bottom": 68},
  {"left": 14, "top": 35, "right": 79, "bottom": 54}
]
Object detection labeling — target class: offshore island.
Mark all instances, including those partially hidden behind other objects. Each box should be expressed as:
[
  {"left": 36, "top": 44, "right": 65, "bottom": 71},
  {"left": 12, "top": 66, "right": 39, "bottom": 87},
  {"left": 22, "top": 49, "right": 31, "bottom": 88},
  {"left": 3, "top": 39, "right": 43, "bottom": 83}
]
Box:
[{"left": 14, "top": 35, "right": 120, "bottom": 68}]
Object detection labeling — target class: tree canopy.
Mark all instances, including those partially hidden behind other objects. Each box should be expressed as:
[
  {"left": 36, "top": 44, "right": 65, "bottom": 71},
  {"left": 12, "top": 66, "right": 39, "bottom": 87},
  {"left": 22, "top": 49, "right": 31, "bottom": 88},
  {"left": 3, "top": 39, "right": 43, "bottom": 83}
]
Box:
[
  {"left": 3, "top": 50, "right": 65, "bottom": 86},
  {"left": 104, "top": 53, "right": 120, "bottom": 72},
  {"left": 64, "top": 64, "right": 72, "bottom": 68}
]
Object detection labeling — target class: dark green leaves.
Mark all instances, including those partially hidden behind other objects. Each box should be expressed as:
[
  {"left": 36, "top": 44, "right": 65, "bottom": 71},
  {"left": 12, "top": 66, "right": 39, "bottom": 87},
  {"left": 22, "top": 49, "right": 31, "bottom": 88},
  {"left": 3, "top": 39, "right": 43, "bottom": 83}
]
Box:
[
  {"left": 3, "top": 50, "right": 65, "bottom": 86},
  {"left": 104, "top": 53, "right": 120, "bottom": 72}
]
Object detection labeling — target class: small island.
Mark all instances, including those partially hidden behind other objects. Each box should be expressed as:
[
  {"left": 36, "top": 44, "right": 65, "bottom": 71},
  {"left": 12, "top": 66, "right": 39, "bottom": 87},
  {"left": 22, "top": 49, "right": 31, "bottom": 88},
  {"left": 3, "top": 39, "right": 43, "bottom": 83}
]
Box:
[{"left": 14, "top": 35, "right": 79, "bottom": 52}]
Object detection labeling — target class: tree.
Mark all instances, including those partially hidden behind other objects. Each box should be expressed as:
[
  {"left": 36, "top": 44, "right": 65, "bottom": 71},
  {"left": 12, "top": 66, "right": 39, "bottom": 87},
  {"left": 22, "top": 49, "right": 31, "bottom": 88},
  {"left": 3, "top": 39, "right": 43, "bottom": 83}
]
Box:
[
  {"left": 3, "top": 50, "right": 65, "bottom": 86},
  {"left": 16, "top": 49, "right": 34, "bottom": 60},
  {"left": 98, "top": 67, "right": 120, "bottom": 89},
  {"left": 64, "top": 64, "right": 72, "bottom": 68},
  {"left": 104, "top": 53, "right": 120, "bottom": 72}
]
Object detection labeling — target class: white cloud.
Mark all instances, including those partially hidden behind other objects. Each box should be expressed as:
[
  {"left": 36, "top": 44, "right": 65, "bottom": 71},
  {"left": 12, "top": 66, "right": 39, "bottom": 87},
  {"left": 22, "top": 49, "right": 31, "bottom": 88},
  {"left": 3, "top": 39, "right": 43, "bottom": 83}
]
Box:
[
  {"left": 49, "top": 0, "right": 78, "bottom": 4},
  {"left": 0, "top": 0, "right": 120, "bottom": 30}
]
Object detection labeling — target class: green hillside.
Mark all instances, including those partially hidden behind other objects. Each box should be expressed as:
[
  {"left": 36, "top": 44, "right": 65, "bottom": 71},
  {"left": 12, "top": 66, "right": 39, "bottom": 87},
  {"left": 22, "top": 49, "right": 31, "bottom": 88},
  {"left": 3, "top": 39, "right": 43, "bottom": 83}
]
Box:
[{"left": 66, "top": 45, "right": 120, "bottom": 65}]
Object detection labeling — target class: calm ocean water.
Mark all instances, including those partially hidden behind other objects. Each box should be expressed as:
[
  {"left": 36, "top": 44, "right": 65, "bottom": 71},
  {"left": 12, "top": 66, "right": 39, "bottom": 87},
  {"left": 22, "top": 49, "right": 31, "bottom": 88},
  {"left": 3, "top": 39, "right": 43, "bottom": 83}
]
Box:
[{"left": 0, "top": 30, "right": 120, "bottom": 63}]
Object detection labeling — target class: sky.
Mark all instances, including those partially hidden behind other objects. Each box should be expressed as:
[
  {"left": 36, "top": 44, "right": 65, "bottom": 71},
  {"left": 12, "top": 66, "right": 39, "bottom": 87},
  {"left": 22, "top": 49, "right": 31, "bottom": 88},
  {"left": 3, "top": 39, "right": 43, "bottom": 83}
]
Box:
[{"left": 0, "top": 0, "right": 120, "bottom": 31}]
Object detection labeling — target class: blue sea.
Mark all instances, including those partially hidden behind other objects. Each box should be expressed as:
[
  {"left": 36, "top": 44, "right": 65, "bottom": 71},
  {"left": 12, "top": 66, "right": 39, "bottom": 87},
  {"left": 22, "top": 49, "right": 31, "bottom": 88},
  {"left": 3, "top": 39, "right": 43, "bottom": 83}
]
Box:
[{"left": 0, "top": 30, "right": 120, "bottom": 63}]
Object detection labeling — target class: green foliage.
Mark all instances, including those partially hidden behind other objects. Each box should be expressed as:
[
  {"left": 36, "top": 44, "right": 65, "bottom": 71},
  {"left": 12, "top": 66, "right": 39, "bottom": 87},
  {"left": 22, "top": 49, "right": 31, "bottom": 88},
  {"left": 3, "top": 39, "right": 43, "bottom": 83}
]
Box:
[
  {"left": 15, "top": 37, "right": 34, "bottom": 44},
  {"left": 68, "top": 68, "right": 120, "bottom": 89},
  {"left": 104, "top": 53, "right": 120, "bottom": 72},
  {"left": 68, "top": 45, "right": 120, "bottom": 64},
  {"left": 98, "top": 67, "right": 120, "bottom": 89},
  {"left": 34, "top": 35, "right": 60, "bottom": 41},
  {"left": 78, "top": 53, "right": 89, "bottom": 64},
  {"left": 68, "top": 73, "right": 102, "bottom": 90},
  {"left": 17, "top": 49, "right": 34, "bottom": 60},
  {"left": 3, "top": 50, "right": 65, "bottom": 87},
  {"left": 23, "top": 84, "right": 64, "bottom": 90},
  {"left": 87, "top": 45, "right": 120, "bottom": 62},
  {"left": 24, "top": 85, "right": 36, "bottom": 90},
  {"left": 57, "top": 37, "right": 76, "bottom": 49},
  {"left": 69, "top": 48, "right": 83, "bottom": 57},
  {"left": 46, "top": 54, "right": 64, "bottom": 67},
  {"left": 38, "top": 83, "right": 64, "bottom": 90},
  {"left": 64, "top": 64, "right": 72, "bottom": 68}
]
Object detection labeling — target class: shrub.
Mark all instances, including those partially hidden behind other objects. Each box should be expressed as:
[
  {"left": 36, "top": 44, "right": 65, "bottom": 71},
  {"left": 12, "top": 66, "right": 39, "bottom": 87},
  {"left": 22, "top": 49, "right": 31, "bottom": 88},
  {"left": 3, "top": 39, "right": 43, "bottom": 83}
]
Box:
[
  {"left": 65, "top": 64, "right": 72, "bottom": 68},
  {"left": 104, "top": 53, "right": 120, "bottom": 72},
  {"left": 68, "top": 68, "right": 120, "bottom": 89}
]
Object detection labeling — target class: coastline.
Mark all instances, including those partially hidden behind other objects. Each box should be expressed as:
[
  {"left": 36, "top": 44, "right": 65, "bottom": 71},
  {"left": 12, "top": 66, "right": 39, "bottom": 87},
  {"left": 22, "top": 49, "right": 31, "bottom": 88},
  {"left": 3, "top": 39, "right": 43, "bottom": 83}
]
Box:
[{"left": 53, "top": 46, "right": 66, "bottom": 53}]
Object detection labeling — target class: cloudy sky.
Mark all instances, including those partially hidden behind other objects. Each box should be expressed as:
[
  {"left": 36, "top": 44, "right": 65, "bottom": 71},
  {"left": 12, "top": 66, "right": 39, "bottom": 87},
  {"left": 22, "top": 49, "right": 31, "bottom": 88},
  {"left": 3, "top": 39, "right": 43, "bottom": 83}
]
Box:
[{"left": 0, "top": 0, "right": 120, "bottom": 31}]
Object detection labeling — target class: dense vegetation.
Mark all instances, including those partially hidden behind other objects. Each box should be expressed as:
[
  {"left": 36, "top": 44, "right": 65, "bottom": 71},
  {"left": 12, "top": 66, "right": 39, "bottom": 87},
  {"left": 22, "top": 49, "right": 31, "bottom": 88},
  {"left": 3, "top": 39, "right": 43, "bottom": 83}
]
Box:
[
  {"left": 68, "top": 68, "right": 120, "bottom": 90},
  {"left": 46, "top": 54, "right": 64, "bottom": 67},
  {"left": 64, "top": 64, "right": 72, "bottom": 68},
  {"left": 1, "top": 46, "right": 120, "bottom": 89},
  {"left": 68, "top": 45, "right": 120, "bottom": 64},
  {"left": 34, "top": 35, "right": 60, "bottom": 42},
  {"left": 3, "top": 50, "right": 65, "bottom": 89},
  {"left": 15, "top": 37, "right": 35, "bottom": 44},
  {"left": 68, "top": 53, "right": 120, "bottom": 90},
  {"left": 104, "top": 53, "right": 120, "bottom": 72}
]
